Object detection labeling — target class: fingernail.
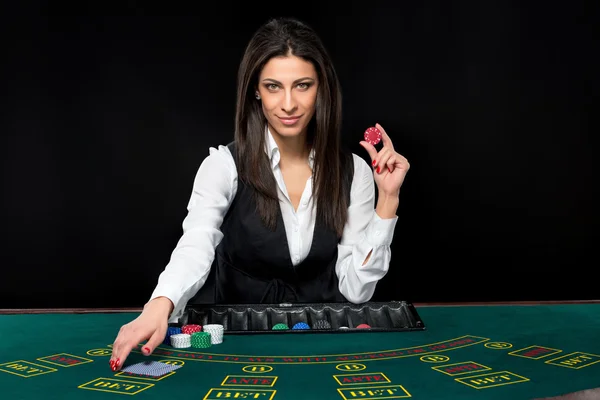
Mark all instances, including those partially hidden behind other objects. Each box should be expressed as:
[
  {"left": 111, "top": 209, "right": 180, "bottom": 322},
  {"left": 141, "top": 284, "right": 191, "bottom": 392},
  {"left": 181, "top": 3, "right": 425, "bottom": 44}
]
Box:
[
  {"left": 115, "top": 358, "right": 120, "bottom": 366},
  {"left": 372, "top": 160, "right": 376, "bottom": 166},
  {"left": 143, "top": 347, "right": 150, "bottom": 354},
  {"left": 376, "top": 167, "right": 380, "bottom": 173},
  {"left": 388, "top": 167, "right": 392, "bottom": 173}
]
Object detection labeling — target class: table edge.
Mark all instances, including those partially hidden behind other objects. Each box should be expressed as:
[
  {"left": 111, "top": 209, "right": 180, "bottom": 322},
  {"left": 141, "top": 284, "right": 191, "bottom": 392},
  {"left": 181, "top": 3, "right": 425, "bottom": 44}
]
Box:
[{"left": 1, "top": 300, "right": 599, "bottom": 314}]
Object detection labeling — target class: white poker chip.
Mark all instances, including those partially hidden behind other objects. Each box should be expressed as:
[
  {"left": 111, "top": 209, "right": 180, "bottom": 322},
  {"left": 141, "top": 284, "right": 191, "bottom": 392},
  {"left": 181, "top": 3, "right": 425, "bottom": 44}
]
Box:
[
  {"left": 169, "top": 333, "right": 191, "bottom": 348},
  {"left": 202, "top": 324, "right": 224, "bottom": 344}
]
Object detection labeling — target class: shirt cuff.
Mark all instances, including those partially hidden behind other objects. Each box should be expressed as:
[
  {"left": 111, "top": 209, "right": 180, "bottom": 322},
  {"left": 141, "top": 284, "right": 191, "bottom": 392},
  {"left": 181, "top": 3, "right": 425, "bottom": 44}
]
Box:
[
  {"left": 149, "top": 284, "right": 186, "bottom": 323},
  {"left": 364, "top": 212, "right": 398, "bottom": 247}
]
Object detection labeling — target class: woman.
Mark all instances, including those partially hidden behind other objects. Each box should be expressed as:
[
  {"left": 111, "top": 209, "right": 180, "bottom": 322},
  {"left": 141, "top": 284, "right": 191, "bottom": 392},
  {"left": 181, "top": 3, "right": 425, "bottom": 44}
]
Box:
[{"left": 109, "top": 16, "right": 409, "bottom": 371}]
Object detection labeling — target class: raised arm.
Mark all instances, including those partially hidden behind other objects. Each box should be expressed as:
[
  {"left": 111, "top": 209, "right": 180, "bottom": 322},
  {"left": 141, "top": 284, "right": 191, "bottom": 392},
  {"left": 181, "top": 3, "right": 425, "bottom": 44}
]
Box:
[{"left": 335, "top": 154, "right": 398, "bottom": 303}]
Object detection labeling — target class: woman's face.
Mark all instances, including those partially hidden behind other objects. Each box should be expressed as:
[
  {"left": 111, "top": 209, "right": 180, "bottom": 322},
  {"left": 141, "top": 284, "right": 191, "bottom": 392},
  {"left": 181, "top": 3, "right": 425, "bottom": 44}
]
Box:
[{"left": 257, "top": 54, "right": 318, "bottom": 140}]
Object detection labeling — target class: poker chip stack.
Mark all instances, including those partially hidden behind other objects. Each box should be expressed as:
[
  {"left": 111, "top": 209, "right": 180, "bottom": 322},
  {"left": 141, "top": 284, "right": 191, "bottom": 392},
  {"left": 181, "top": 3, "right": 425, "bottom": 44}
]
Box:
[
  {"left": 190, "top": 332, "right": 212, "bottom": 348},
  {"left": 169, "top": 333, "right": 191, "bottom": 349},
  {"left": 292, "top": 322, "right": 310, "bottom": 330},
  {"left": 164, "top": 326, "right": 182, "bottom": 345},
  {"left": 272, "top": 323, "right": 289, "bottom": 330},
  {"left": 181, "top": 324, "right": 202, "bottom": 335},
  {"left": 202, "top": 324, "right": 224, "bottom": 344},
  {"left": 312, "top": 320, "right": 331, "bottom": 330}
]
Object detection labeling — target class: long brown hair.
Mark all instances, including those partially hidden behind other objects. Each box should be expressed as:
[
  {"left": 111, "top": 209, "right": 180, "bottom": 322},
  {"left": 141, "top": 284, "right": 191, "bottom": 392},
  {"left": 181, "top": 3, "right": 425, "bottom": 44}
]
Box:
[{"left": 234, "top": 17, "right": 349, "bottom": 238}]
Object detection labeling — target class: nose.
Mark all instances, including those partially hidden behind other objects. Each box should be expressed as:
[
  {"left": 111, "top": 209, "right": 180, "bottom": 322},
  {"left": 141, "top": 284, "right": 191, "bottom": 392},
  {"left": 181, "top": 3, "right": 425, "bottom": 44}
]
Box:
[{"left": 281, "top": 89, "right": 298, "bottom": 114}]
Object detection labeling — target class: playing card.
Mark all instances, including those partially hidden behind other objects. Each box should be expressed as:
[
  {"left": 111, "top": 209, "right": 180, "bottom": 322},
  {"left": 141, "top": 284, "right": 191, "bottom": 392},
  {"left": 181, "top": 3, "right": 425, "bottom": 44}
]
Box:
[{"left": 121, "top": 360, "right": 182, "bottom": 377}]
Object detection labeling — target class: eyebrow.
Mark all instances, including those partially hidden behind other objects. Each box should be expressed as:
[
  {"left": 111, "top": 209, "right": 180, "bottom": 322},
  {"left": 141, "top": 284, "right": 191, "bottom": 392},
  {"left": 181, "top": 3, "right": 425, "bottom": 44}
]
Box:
[{"left": 261, "top": 77, "right": 315, "bottom": 84}]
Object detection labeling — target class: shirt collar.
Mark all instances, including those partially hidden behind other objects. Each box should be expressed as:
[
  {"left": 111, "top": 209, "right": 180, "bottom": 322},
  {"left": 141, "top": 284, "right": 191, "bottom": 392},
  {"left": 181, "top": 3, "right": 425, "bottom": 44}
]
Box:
[{"left": 265, "top": 126, "right": 315, "bottom": 170}]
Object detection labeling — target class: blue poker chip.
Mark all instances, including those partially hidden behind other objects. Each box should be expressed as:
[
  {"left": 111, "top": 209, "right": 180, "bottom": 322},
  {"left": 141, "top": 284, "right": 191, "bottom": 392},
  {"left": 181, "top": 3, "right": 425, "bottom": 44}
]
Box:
[
  {"left": 292, "top": 322, "right": 310, "bottom": 330},
  {"left": 168, "top": 327, "right": 182, "bottom": 335},
  {"left": 164, "top": 327, "right": 182, "bottom": 345}
]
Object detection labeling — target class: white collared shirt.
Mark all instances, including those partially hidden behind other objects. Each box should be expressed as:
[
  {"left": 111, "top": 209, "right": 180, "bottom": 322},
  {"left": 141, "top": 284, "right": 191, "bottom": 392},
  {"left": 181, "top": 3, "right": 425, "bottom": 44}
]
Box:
[{"left": 151, "top": 129, "right": 398, "bottom": 321}]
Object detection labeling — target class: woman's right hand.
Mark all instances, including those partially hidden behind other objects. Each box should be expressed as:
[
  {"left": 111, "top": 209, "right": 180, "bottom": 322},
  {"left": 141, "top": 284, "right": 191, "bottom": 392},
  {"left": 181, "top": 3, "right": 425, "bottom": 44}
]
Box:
[{"left": 109, "top": 297, "right": 173, "bottom": 371}]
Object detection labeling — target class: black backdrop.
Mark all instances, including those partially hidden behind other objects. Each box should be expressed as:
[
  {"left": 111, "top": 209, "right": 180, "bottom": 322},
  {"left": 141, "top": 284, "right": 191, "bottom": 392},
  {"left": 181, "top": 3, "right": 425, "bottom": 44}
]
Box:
[{"left": 1, "top": 2, "right": 597, "bottom": 309}]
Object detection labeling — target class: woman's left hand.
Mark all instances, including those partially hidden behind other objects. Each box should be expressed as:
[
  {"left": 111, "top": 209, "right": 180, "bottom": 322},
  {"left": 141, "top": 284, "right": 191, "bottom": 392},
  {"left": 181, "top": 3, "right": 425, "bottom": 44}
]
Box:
[{"left": 359, "top": 123, "right": 410, "bottom": 197}]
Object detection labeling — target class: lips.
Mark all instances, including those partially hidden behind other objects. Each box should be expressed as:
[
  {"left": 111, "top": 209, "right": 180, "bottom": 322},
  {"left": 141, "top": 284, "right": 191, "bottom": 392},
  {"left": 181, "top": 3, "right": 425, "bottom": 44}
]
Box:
[{"left": 279, "top": 116, "right": 301, "bottom": 125}]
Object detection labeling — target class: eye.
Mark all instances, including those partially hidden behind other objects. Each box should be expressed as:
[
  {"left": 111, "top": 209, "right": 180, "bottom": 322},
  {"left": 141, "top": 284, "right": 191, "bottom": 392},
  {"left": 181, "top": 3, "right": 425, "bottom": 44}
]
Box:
[
  {"left": 265, "top": 83, "right": 279, "bottom": 91},
  {"left": 297, "top": 82, "right": 311, "bottom": 90}
]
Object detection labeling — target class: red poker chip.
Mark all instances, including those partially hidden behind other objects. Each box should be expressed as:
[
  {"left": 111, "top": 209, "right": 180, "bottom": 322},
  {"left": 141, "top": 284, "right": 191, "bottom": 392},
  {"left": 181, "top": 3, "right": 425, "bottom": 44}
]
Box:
[
  {"left": 356, "top": 324, "right": 371, "bottom": 329},
  {"left": 364, "top": 127, "right": 381, "bottom": 145},
  {"left": 181, "top": 324, "right": 202, "bottom": 334}
]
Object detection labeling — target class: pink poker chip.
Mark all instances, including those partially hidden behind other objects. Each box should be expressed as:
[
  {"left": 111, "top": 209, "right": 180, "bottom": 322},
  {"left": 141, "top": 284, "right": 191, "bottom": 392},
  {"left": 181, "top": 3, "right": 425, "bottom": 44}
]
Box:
[{"left": 364, "top": 126, "right": 381, "bottom": 145}]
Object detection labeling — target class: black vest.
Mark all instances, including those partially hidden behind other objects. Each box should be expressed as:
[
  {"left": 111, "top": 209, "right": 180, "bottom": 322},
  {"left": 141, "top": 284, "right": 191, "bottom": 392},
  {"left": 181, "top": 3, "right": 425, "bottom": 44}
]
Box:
[{"left": 189, "top": 141, "right": 354, "bottom": 305}]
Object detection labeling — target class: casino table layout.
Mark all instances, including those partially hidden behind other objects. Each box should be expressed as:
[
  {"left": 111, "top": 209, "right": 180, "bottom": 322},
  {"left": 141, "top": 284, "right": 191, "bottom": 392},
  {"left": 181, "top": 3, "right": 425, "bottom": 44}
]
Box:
[{"left": 1, "top": 301, "right": 599, "bottom": 400}]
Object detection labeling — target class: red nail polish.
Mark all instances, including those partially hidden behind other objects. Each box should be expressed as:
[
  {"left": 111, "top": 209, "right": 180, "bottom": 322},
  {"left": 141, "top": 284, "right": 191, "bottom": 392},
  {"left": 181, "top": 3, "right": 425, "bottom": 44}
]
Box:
[
  {"left": 388, "top": 167, "right": 392, "bottom": 173},
  {"left": 115, "top": 358, "right": 120, "bottom": 366},
  {"left": 144, "top": 347, "right": 151, "bottom": 354},
  {"left": 372, "top": 160, "right": 376, "bottom": 166},
  {"left": 376, "top": 167, "right": 380, "bottom": 173}
]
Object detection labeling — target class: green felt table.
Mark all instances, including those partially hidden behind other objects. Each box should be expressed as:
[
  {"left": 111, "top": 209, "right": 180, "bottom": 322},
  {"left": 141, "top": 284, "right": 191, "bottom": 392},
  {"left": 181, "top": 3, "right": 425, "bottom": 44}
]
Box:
[{"left": 1, "top": 302, "right": 599, "bottom": 400}]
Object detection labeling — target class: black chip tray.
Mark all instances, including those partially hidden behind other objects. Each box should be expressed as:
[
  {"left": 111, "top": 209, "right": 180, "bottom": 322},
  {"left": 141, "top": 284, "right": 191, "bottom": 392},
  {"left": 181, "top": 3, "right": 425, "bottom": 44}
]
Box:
[{"left": 181, "top": 301, "right": 425, "bottom": 334}]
